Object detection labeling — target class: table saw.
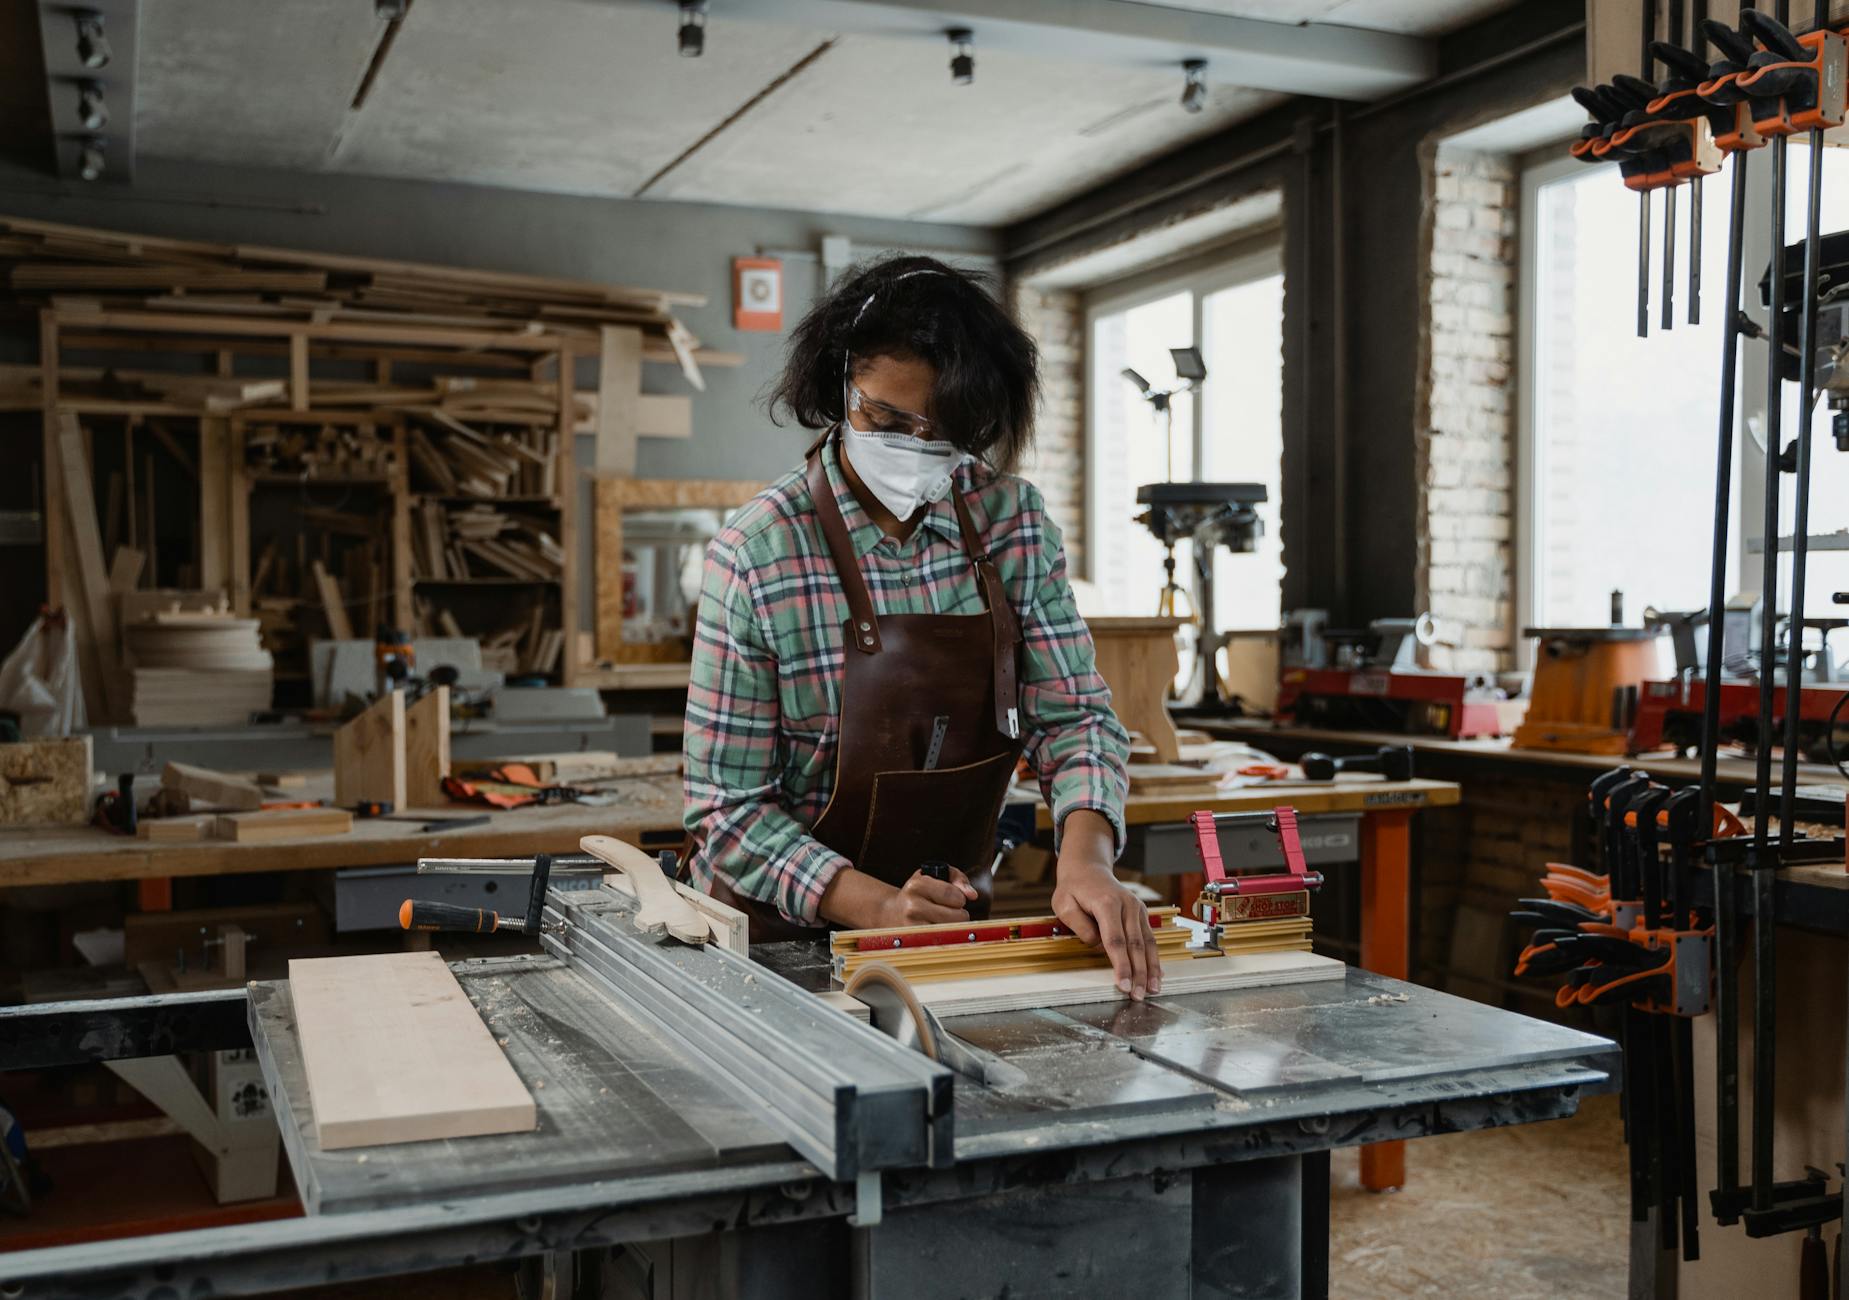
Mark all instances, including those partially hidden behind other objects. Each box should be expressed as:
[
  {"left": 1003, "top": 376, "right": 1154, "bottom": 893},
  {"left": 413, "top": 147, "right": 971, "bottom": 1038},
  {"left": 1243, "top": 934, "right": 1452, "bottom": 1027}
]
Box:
[{"left": 0, "top": 867, "right": 1617, "bottom": 1300}]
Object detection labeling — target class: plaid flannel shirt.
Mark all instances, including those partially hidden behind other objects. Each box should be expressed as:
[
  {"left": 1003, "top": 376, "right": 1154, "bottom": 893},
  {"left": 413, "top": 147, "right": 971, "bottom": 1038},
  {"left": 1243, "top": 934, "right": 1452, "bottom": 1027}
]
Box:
[{"left": 682, "top": 436, "right": 1130, "bottom": 926}]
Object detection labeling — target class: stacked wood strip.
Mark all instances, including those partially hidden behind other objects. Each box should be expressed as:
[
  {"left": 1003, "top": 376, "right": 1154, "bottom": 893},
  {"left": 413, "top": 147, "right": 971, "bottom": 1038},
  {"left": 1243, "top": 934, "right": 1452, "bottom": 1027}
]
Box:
[
  {"left": 0, "top": 214, "right": 734, "bottom": 384},
  {"left": 121, "top": 608, "right": 274, "bottom": 726},
  {"left": 406, "top": 410, "right": 556, "bottom": 499}
]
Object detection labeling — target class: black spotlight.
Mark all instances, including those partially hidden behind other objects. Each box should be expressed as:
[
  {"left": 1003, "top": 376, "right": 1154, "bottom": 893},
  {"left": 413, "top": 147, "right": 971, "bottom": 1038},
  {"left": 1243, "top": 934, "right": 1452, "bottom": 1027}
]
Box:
[
  {"left": 77, "top": 80, "right": 108, "bottom": 131},
  {"left": 948, "top": 28, "right": 973, "bottom": 85},
  {"left": 679, "top": 1, "right": 706, "bottom": 57},
  {"left": 1181, "top": 59, "right": 1207, "bottom": 114},
  {"left": 75, "top": 10, "right": 111, "bottom": 70}
]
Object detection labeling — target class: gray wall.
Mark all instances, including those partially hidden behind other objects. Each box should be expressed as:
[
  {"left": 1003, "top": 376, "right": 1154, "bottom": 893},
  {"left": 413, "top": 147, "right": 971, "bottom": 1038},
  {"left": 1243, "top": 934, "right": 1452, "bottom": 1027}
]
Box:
[{"left": 0, "top": 154, "right": 1000, "bottom": 483}]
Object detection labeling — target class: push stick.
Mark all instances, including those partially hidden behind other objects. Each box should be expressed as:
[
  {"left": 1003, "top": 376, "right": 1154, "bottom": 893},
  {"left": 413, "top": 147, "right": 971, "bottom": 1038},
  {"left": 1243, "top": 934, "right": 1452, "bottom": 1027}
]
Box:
[{"left": 578, "top": 835, "right": 710, "bottom": 944}]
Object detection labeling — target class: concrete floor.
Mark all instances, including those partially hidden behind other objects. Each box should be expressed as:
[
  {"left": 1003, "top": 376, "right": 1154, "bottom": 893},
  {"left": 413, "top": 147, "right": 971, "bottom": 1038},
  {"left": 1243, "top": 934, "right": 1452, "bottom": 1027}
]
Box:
[{"left": 1329, "top": 1092, "right": 1628, "bottom": 1298}]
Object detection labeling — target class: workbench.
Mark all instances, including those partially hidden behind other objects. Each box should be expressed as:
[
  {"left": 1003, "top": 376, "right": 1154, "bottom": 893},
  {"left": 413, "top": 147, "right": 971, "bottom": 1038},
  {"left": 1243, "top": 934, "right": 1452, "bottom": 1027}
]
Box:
[
  {"left": 0, "top": 761, "right": 686, "bottom": 890},
  {"left": 0, "top": 872, "right": 1619, "bottom": 1300}
]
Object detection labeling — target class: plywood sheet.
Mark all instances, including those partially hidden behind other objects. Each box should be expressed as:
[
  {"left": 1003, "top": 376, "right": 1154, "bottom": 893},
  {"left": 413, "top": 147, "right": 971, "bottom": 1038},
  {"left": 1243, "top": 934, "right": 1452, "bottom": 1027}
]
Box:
[
  {"left": 0, "top": 737, "right": 92, "bottom": 827},
  {"left": 289, "top": 951, "right": 535, "bottom": 1150},
  {"left": 821, "top": 950, "right": 1342, "bottom": 1020}
]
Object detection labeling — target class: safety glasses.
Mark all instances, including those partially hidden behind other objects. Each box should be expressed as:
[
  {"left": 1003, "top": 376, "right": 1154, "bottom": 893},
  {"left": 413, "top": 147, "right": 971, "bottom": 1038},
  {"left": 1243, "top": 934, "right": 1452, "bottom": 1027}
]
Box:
[{"left": 844, "top": 379, "right": 935, "bottom": 441}]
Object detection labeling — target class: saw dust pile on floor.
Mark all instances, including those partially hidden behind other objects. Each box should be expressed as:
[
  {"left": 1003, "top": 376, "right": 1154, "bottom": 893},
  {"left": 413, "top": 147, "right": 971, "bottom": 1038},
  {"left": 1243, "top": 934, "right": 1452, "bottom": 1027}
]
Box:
[{"left": 1329, "top": 1093, "right": 1627, "bottom": 1298}]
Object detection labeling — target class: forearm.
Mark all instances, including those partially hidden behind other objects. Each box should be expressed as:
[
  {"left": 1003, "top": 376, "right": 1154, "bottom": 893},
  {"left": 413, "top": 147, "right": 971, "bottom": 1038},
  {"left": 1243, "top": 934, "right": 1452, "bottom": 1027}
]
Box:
[
  {"left": 817, "top": 867, "right": 900, "bottom": 929},
  {"left": 1056, "top": 808, "right": 1118, "bottom": 877}
]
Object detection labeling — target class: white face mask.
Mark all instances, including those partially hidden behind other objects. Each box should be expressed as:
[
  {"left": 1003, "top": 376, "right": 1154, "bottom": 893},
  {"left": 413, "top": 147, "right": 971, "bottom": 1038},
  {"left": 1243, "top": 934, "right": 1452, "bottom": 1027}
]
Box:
[{"left": 841, "top": 422, "right": 961, "bottom": 519}]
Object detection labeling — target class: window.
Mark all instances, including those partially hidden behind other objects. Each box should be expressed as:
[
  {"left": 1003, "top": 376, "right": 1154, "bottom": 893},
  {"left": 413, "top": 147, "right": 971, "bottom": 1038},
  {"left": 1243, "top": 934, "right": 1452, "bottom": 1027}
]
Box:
[
  {"left": 1084, "top": 249, "right": 1286, "bottom": 642},
  {"left": 1520, "top": 158, "right": 1736, "bottom": 636}
]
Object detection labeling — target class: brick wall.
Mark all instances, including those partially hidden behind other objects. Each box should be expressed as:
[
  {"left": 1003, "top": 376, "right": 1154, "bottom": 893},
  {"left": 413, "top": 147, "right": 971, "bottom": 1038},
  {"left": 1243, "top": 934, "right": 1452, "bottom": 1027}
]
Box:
[
  {"left": 1010, "top": 282, "right": 1086, "bottom": 573},
  {"left": 1418, "top": 147, "right": 1518, "bottom": 674}
]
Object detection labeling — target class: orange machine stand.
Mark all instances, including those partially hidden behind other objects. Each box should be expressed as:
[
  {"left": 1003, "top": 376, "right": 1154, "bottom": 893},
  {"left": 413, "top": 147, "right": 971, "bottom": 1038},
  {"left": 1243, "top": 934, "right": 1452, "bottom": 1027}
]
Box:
[{"left": 1359, "top": 808, "right": 1413, "bottom": 1192}]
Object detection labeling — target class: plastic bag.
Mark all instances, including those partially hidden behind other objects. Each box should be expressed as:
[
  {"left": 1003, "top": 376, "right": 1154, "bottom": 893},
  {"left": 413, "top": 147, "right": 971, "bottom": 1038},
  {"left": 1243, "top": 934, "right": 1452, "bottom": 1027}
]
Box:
[{"left": 0, "top": 614, "right": 88, "bottom": 737}]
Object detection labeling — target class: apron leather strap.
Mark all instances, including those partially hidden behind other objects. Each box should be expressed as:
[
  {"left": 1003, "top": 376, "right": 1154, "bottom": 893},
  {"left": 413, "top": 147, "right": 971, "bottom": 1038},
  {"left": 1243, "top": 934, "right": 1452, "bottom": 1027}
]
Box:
[
  {"left": 806, "top": 445, "right": 883, "bottom": 654},
  {"left": 949, "top": 486, "right": 1023, "bottom": 740}
]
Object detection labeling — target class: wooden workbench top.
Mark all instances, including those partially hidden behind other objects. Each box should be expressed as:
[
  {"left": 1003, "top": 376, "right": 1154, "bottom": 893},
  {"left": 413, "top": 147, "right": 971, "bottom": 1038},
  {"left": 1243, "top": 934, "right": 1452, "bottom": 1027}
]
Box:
[
  {"left": 0, "top": 759, "right": 685, "bottom": 889},
  {"left": 1192, "top": 719, "right": 1849, "bottom": 789},
  {"left": 1031, "top": 776, "right": 1461, "bottom": 830}
]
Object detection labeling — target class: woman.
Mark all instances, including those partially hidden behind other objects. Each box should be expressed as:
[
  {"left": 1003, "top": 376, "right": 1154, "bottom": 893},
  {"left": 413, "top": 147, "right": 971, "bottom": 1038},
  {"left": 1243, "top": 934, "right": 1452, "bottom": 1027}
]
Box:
[{"left": 682, "top": 254, "right": 1161, "bottom": 999}]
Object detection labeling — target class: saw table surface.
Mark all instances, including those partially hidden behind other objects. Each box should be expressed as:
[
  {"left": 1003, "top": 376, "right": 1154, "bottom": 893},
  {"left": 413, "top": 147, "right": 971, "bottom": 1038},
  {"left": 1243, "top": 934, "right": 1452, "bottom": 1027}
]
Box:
[
  {"left": 1027, "top": 772, "right": 1460, "bottom": 829},
  {"left": 249, "top": 934, "right": 1616, "bottom": 1219}
]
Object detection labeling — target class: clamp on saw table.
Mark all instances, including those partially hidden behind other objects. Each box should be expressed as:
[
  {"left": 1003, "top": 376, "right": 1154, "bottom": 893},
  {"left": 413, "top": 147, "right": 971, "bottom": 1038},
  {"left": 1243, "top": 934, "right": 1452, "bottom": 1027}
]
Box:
[{"left": 1180, "top": 805, "right": 1325, "bottom": 952}]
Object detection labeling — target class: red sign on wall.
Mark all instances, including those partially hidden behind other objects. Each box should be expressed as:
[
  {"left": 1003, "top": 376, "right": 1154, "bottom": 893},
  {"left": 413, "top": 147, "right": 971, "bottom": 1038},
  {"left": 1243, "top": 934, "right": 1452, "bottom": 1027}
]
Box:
[{"left": 733, "top": 257, "right": 783, "bottom": 332}]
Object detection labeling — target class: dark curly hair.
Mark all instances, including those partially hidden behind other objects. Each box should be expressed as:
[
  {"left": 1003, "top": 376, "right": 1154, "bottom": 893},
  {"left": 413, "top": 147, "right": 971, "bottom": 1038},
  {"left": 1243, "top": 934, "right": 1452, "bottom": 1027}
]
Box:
[{"left": 765, "top": 254, "right": 1039, "bottom": 472}]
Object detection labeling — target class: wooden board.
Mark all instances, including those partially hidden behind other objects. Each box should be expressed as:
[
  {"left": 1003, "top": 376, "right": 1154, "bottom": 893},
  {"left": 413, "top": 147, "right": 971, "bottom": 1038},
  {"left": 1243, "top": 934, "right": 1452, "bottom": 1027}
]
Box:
[
  {"left": 0, "top": 737, "right": 92, "bottom": 827},
  {"left": 821, "top": 950, "right": 1343, "bottom": 1020},
  {"left": 161, "top": 760, "right": 264, "bottom": 811},
  {"left": 288, "top": 951, "right": 535, "bottom": 1150},
  {"left": 601, "top": 873, "right": 749, "bottom": 957},
  {"left": 333, "top": 691, "right": 405, "bottom": 811},
  {"left": 1089, "top": 616, "right": 1184, "bottom": 764},
  {"left": 403, "top": 686, "right": 450, "bottom": 808},
  {"left": 138, "top": 816, "right": 209, "bottom": 842},
  {"left": 1126, "top": 763, "right": 1225, "bottom": 794},
  {"left": 594, "top": 324, "right": 641, "bottom": 474},
  {"left": 312, "top": 560, "right": 354, "bottom": 641},
  {"left": 453, "top": 750, "right": 622, "bottom": 783},
  {"left": 56, "top": 412, "right": 122, "bottom": 721},
  {"left": 215, "top": 808, "right": 353, "bottom": 842}
]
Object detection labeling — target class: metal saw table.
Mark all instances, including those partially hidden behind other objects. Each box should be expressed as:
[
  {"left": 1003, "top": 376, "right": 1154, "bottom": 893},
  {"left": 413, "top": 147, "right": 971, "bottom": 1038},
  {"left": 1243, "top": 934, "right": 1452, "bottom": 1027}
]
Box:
[{"left": 0, "top": 877, "right": 1618, "bottom": 1300}]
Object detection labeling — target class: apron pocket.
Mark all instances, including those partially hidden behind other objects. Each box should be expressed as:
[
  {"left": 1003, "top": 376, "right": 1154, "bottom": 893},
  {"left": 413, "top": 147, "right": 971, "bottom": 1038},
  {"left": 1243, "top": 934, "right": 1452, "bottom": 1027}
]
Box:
[{"left": 855, "top": 750, "right": 1019, "bottom": 887}]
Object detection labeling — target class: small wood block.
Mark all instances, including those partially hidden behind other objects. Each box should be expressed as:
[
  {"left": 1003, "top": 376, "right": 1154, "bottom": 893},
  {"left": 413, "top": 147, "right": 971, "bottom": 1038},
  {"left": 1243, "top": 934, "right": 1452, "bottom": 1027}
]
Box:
[
  {"left": 289, "top": 951, "right": 535, "bottom": 1150},
  {"left": 214, "top": 807, "right": 354, "bottom": 842},
  {"left": 138, "top": 816, "right": 209, "bottom": 842},
  {"left": 0, "top": 737, "right": 92, "bottom": 827},
  {"left": 333, "top": 691, "right": 406, "bottom": 811},
  {"left": 403, "top": 686, "right": 450, "bottom": 808},
  {"left": 161, "top": 760, "right": 264, "bottom": 811},
  {"left": 255, "top": 772, "right": 308, "bottom": 789}
]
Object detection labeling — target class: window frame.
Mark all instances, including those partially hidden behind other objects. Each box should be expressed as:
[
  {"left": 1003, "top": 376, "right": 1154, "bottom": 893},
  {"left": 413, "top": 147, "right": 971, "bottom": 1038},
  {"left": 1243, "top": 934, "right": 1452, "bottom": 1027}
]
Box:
[
  {"left": 1080, "top": 240, "right": 1285, "bottom": 594},
  {"left": 1515, "top": 143, "right": 1769, "bottom": 665}
]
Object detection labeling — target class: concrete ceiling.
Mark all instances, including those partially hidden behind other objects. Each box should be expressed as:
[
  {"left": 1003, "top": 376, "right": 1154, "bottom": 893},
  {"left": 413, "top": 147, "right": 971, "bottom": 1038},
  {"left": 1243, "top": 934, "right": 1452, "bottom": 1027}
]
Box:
[{"left": 108, "top": 0, "right": 1519, "bottom": 227}]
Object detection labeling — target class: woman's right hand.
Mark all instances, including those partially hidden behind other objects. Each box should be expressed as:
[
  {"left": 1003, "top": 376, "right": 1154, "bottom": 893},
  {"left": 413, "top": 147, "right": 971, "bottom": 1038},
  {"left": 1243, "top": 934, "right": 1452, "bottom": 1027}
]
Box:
[{"left": 879, "top": 866, "right": 977, "bottom": 927}]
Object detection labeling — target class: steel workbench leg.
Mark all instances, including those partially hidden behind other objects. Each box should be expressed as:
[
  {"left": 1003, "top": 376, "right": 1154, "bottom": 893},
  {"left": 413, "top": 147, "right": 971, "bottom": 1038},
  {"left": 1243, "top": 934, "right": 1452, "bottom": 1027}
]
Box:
[
  {"left": 1301, "top": 1149, "right": 1331, "bottom": 1300},
  {"left": 1359, "top": 807, "right": 1413, "bottom": 1192}
]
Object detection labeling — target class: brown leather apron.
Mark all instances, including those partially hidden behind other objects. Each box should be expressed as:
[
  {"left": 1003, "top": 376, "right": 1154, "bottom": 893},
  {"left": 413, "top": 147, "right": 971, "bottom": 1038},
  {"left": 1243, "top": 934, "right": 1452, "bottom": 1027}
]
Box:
[{"left": 708, "top": 433, "right": 1025, "bottom": 942}]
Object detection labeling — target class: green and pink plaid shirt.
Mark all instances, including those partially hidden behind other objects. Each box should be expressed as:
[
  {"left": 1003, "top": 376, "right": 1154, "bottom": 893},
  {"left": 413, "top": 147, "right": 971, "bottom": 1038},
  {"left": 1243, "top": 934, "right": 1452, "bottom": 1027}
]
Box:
[{"left": 683, "top": 436, "right": 1130, "bottom": 925}]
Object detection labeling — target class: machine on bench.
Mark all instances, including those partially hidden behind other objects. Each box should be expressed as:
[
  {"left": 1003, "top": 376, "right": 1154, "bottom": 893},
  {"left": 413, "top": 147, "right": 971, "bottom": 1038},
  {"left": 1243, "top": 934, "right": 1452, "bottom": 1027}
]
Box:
[{"left": 1276, "top": 611, "right": 1525, "bottom": 740}]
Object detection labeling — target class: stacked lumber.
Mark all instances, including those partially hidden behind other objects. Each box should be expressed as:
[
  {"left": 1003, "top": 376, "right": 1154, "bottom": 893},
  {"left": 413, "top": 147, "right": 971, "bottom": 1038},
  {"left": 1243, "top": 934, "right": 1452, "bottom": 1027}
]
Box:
[
  {"left": 120, "top": 608, "right": 273, "bottom": 726},
  {"left": 831, "top": 908, "right": 1314, "bottom": 987},
  {"left": 406, "top": 411, "right": 556, "bottom": 499},
  {"left": 0, "top": 214, "right": 730, "bottom": 385},
  {"left": 245, "top": 420, "right": 396, "bottom": 479},
  {"left": 412, "top": 504, "right": 562, "bottom": 582}
]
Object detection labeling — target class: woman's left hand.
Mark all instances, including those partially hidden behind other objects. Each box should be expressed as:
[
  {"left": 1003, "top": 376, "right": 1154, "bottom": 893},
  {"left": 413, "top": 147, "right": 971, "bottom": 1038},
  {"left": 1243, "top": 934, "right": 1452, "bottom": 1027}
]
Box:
[{"left": 1051, "top": 810, "right": 1161, "bottom": 1000}]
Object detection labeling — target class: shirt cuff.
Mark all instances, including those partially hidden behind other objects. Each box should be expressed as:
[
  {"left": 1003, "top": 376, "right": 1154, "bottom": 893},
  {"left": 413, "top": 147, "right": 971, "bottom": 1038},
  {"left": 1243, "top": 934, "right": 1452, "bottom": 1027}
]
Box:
[{"left": 776, "top": 836, "right": 854, "bottom": 926}]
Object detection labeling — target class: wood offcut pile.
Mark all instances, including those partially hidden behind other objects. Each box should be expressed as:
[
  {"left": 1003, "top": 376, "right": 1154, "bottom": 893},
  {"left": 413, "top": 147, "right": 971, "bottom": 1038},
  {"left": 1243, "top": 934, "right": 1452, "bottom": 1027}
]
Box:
[
  {"left": 414, "top": 504, "right": 563, "bottom": 582},
  {"left": 120, "top": 605, "right": 274, "bottom": 726},
  {"left": 0, "top": 213, "right": 722, "bottom": 386},
  {"left": 407, "top": 409, "right": 559, "bottom": 499}
]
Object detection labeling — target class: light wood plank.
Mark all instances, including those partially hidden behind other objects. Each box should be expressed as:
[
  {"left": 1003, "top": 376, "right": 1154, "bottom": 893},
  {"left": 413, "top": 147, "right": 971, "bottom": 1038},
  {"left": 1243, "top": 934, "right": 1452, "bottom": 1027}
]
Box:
[
  {"left": 312, "top": 560, "right": 354, "bottom": 641},
  {"left": 216, "top": 808, "right": 353, "bottom": 842},
  {"left": 1088, "top": 617, "right": 1185, "bottom": 764},
  {"left": 403, "top": 686, "right": 450, "bottom": 808},
  {"left": 594, "top": 325, "right": 641, "bottom": 474},
  {"left": 289, "top": 951, "right": 535, "bottom": 1150},
  {"left": 333, "top": 691, "right": 406, "bottom": 811},
  {"left": 161, "top": 760, "right": 264, "bottom": 811},
  {"left": 56, "top": 412, "right": 122, "bottom": 721},
  {"left": 289, "top": 333, "right": 309, "bottom": 411}
]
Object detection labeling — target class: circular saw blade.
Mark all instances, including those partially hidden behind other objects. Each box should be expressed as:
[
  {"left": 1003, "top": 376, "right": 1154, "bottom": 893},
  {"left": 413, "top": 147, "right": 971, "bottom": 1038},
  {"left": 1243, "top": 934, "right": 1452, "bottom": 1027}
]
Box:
[{"left": 843, "top": 960, "right": 941, "bottom": 1062}]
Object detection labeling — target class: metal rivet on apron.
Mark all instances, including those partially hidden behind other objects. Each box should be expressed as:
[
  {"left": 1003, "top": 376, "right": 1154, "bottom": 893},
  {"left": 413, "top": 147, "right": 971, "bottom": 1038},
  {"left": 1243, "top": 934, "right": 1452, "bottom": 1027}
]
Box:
[
  {"left": 858, "top": 621, "right": 871, "bottom": 631},
  {"left": 862, "top": 636, "right": 874, "bottom": 646}
]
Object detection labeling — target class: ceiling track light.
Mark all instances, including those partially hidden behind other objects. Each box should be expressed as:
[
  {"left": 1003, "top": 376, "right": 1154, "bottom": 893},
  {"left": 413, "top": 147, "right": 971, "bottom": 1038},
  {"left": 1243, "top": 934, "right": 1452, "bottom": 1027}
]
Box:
[
  {"left": 679, "top": 1, "right": 706, "bottom": 58},
  {"left": 947, "top": 28, "right": 973, "bottom": 86},
  {"left": 74, "top": 10, "right": 111, "bottom": 70},
  {"left": 77, "top": 80, "right": 108, "bottom": 131},
  {"left": 77, "top": 137, "right": 105, "bottom": 182},
  {"left": 1181, "top": 59, "right": 1208, "bottom": 114}
]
